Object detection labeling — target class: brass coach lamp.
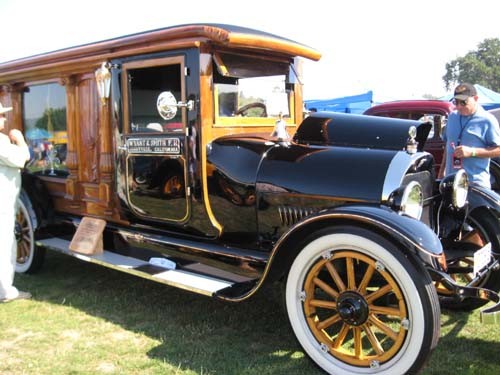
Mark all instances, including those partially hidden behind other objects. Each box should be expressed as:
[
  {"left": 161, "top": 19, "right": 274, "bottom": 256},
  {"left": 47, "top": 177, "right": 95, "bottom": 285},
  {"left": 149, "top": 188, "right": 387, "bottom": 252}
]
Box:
[{"left": 95, "top": 62, "right": 111, "bottom": 105}]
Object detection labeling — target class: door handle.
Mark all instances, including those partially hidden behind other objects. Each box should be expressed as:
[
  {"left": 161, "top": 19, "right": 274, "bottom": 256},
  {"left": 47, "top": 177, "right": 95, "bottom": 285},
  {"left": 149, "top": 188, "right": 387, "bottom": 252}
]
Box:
[{"left": 177, "top": 100, "right": 194, "bottom": 111}]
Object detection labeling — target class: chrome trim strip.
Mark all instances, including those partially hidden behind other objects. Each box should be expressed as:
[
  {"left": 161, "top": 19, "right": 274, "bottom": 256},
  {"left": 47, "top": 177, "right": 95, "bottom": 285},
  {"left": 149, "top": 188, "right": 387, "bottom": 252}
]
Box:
[{"left": 382, "top": 151, "right": 427, "bottom": 202}]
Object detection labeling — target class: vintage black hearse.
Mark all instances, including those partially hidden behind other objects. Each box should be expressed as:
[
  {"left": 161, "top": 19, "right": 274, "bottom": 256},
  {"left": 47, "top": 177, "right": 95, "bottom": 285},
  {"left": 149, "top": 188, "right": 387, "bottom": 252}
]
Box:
[{"left": 1, "top": 24, "right": 500, "bottom": 374}]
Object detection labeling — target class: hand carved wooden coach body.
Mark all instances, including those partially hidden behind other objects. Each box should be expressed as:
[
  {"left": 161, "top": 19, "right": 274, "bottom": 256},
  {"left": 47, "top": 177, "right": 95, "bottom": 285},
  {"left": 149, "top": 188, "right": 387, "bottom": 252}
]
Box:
[{"left": 1, "top": 24, "right": 500, "bottom": 375}]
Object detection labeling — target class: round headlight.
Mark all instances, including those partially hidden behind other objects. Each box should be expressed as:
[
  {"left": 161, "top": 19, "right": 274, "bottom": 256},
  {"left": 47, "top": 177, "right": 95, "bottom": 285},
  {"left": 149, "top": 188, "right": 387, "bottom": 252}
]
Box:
[
  {"left": 439, "top": 169, "right": 468, "bottom": 208},
  {"left": 400, "top": 181, "right": 423, "bottom": 219},
  {"left": 452, "top": 169, "right": 468, "bottom": 208}
]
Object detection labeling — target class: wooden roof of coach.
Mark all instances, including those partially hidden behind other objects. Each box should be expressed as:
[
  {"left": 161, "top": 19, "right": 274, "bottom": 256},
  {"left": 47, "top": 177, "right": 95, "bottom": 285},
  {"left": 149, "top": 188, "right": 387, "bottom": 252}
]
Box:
[{"left": 0, "top": 24, "right": 321, "bottom": 82}]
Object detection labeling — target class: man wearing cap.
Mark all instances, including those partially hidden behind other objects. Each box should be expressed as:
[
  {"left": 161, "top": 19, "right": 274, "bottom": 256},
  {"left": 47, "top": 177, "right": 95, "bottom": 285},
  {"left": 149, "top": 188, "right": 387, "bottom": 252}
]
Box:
[
  {"left": 440, "top": 83, "right": 500, "bottom": 189},
  {"left": 0, "top": 102, "right": 31, "bottom": 303}
]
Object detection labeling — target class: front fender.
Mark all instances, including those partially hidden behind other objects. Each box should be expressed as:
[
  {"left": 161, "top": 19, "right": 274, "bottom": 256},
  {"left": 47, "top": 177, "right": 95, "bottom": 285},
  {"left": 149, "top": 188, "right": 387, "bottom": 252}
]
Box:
[
  {"left": 468, "top": 185, "right": 500, "bottom": 217},
  {"left": 266, "top": 204, "right": 443, "bottom": 282}
]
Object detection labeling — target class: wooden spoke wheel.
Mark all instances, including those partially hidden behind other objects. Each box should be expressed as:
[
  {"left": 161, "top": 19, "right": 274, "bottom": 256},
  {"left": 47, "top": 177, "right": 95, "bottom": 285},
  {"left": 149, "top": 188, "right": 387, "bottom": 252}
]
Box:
[
  {"left": 15, "top": 192, "right": 45, "bottom": 274},
  {"left": 15, "top": 203, "right": 33, "bottom": 266},
  {"left": 439, "top": 208, "right": 500, "bottom": 310},
  {"left": 303, "top": 251, "right": 407, "bottom": 367},
  {"left": 285, "top": 227, "right": 440, "bottom": 375}
]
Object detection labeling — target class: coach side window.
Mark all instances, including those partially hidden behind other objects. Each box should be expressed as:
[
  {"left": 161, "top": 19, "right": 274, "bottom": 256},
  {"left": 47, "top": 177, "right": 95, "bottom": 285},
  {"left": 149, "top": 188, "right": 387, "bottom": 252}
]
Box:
[{"left": 23, "top": 83, "right": 68, "bottom": 177}]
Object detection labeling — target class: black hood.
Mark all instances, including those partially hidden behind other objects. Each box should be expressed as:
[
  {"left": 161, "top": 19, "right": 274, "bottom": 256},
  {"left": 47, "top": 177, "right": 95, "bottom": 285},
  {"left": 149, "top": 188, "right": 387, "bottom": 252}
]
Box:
[{"left": 294, "top": 112, "right": 431, "bottom": 151}]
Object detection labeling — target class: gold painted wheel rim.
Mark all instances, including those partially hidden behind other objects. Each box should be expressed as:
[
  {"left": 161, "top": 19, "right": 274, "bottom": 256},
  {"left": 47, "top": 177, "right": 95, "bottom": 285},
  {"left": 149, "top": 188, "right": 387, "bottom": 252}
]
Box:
[{"left": 303, "top": 250, "right": 408, "bottom": 367}]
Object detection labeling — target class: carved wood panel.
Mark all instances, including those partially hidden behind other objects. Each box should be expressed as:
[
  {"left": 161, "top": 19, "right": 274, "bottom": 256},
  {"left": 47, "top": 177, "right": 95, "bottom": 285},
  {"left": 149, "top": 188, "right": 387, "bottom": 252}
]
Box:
[{"left": 76, "top": 74, "right": 100, "bottom": 183}]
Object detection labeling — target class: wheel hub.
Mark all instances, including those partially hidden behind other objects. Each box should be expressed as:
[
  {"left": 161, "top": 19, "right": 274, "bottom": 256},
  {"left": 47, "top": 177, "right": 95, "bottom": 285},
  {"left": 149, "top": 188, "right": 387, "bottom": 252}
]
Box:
[{"left": 337, "top": 291, "right": 369, "bottom": 326}]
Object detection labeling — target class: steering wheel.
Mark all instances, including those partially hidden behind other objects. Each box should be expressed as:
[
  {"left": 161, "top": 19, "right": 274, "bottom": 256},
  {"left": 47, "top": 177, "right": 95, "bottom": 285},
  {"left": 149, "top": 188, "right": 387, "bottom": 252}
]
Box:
[{"left": 235, "top": 102, "right": 268, "bottom": 117}]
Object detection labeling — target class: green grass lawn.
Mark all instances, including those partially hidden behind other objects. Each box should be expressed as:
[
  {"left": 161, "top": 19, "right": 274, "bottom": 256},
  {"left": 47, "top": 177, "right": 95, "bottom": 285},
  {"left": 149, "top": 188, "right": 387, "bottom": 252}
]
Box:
[{"left": 1, "top": 252, "right": 500, "bottom": 375}]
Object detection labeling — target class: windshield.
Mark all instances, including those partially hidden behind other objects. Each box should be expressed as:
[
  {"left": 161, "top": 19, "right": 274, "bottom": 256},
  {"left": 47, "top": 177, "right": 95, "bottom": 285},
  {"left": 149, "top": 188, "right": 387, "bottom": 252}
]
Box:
[{"left": 213, "top": 52, "right": 296, "bottom": 126}]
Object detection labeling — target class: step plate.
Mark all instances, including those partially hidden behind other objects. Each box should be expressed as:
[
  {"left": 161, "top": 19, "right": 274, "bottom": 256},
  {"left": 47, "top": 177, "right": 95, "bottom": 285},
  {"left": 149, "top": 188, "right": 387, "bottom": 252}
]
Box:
[{"left": 37, "top": 238, "right": 233, "bottom": 296}]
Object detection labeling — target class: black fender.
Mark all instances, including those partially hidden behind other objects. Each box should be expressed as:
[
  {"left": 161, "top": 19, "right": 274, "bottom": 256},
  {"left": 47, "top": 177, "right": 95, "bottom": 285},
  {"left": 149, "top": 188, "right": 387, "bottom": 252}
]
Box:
[
  {"left": 490, "top": 157, "right": 500, "bottom": 192},
  {"left": 21, "top": 172, "right": 54, "bottom": 230},
  {"left": 468, "top": 185, "right": 500, "bottom": 219},
  {"left": 266, "top": 204, "right": 443, "bottom": 282},
  {"left": 467, "top": 185, "right": 500, "bottom": 256}
]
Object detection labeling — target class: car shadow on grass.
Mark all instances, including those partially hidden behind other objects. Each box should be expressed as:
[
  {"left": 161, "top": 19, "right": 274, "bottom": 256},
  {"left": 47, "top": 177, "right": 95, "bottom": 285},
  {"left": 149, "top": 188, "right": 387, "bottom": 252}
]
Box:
[{"left": 16, "top": 251, "right": 324, "bottom": 375}]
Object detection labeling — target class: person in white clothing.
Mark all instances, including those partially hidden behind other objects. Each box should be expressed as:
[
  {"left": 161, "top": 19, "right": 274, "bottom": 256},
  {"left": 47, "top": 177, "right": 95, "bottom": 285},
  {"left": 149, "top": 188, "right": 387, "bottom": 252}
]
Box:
[{"left": 0, "top": 102, "right": 31, "bottom": 303}]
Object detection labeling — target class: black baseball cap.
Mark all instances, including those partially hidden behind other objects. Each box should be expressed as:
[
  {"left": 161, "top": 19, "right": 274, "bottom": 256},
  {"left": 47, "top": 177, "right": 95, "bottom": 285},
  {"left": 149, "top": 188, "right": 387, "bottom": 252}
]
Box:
[{"left": 454, "top": 83, "right": 477, "bottom": 100}]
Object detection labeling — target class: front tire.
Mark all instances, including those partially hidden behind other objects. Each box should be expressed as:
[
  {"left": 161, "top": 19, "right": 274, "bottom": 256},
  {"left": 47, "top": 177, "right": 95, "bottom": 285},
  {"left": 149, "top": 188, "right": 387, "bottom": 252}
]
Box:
[
  {"left": 15, "top": 191, "right": 45, "bottom": 274},
  {"left": 285, "top": 227, "right": 440, "bottom": 375}
]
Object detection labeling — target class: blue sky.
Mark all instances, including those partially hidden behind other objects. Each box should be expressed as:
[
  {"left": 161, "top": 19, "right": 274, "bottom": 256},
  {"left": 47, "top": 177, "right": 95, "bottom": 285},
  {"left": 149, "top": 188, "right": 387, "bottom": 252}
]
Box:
[{"left": 1, "top": 0, "right": 499, "bottom": 101}]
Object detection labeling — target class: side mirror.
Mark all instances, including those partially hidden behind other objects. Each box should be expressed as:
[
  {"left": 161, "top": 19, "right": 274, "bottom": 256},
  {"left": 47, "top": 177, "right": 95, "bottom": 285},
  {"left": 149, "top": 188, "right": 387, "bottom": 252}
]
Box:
[
  {"left": 157, "top": 91, "right": 195, "bottom": 120},
  {"left": 157, "top": 91, "right": 178, "bottom": 120}
]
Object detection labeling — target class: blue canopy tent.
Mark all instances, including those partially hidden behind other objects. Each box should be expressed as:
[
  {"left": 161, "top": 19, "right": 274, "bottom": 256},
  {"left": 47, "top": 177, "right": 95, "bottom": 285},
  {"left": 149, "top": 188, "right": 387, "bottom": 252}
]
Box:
[
  {"left": 440, "top": 84, "right": 500, "bottom": 110},
  {"left": 305, "top": 91, "right": 373, "bottom": 114}
]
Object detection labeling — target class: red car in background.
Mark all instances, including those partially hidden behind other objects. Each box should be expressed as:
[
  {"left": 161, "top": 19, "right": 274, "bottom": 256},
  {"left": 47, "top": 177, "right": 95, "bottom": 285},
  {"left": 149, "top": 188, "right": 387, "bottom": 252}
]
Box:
[{"left": 364, "top": 100, "right": 500, "bottom": 192}]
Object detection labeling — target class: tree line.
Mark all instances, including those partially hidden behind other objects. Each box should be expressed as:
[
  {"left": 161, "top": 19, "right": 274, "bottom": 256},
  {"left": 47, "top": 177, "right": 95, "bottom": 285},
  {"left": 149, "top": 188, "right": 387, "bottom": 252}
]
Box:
[{"left": 443, "top": 38, "right": 500, "bottom": 92}]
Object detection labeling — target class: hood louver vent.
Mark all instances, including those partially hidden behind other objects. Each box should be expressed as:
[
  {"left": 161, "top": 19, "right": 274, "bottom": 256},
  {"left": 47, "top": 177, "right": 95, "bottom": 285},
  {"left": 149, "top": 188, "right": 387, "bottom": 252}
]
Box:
[{"left": 278, "top": 206, "right": 317, "bottom": 226}]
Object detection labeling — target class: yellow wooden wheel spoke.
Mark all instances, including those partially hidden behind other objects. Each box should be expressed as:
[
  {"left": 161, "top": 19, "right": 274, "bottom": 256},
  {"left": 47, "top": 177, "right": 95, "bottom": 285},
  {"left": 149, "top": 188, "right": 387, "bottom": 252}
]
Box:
[
  {"left": 333, "top": 323, "right": 350, "bottom": 349},
  {"left": 325, "top": 261, "right": 346, "bottom": 292},
  {"left": 19, "top": 241, "right": 29, "bottom": 261},
  {"left": 353, "top": 327, "right": 362, "bottom": 358},
  {"left": 461, "top": 228, "right": 484, "bottom": 247},
  {"left": 317, "top": 313, "right": 342, "bottom": 330},
  {"left": 369, "top": 305, "right": 402, "bottom": 317},
  {"left": 368, "top": 315, "right": 399, "bottom": 341},
  {"left": 357, "top": 264, "right": 374, "bottom": 295},
  {"left": 346, "top": 257, "right": 356, "bottom": 290},
  {"left": 309, "top": 299, "right": 337, "bottom": 309},
  {"left": 365, "top": 283, "right": 392, "bottom": 303},
  {"left": 313, "top": 277, "right": 340, "bottom": 299},
  {"left": 363, "top": 324, "right": 384, "bottom": 356}
]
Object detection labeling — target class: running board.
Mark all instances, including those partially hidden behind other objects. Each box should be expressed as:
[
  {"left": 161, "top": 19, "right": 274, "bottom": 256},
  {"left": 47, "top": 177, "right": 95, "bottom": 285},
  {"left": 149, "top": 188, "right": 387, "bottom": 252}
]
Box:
[{"left": 37, "top": 238, "right": 245, "bottom": 297}]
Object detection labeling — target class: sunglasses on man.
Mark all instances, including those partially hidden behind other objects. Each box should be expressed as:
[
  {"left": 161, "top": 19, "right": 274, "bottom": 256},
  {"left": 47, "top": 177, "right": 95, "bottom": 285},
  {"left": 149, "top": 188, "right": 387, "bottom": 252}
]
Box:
[{"left": 452, "top": 98, "right": 469, "bottom": 106}]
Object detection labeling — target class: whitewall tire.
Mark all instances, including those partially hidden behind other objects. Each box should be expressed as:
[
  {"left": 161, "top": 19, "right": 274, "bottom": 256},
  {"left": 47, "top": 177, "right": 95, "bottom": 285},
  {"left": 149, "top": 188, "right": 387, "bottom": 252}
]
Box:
[{"left": 285, "top": 226, "right": 440, "bottom": 374}]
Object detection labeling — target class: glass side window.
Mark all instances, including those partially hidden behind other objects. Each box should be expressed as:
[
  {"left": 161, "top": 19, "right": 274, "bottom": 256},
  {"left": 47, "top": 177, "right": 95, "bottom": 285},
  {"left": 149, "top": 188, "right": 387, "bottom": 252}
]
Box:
[
  {"left": 23, "top": 83, "right": 68, "bottom": 177},
  {"left": 417, "top": 114, "right": 446, "bottom": 140},
  {"left": 214, "top": 52, "right": 296, "bottom": 126},
  {"left": 128, "top": 64, "right": 183, "bottom": 133}
]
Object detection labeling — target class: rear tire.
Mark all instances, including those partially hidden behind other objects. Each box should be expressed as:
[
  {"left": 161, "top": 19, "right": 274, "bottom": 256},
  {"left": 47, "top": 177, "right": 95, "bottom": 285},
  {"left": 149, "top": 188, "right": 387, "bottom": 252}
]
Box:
[
  {"left": 440, "top": 208, "right": 500, "bottom": 310},
  {"left": 285, "top": 226, "right": 440, "bottom": 375},
  {"left": 15, "top": 191, "right": 45, "bottom": 274}
]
